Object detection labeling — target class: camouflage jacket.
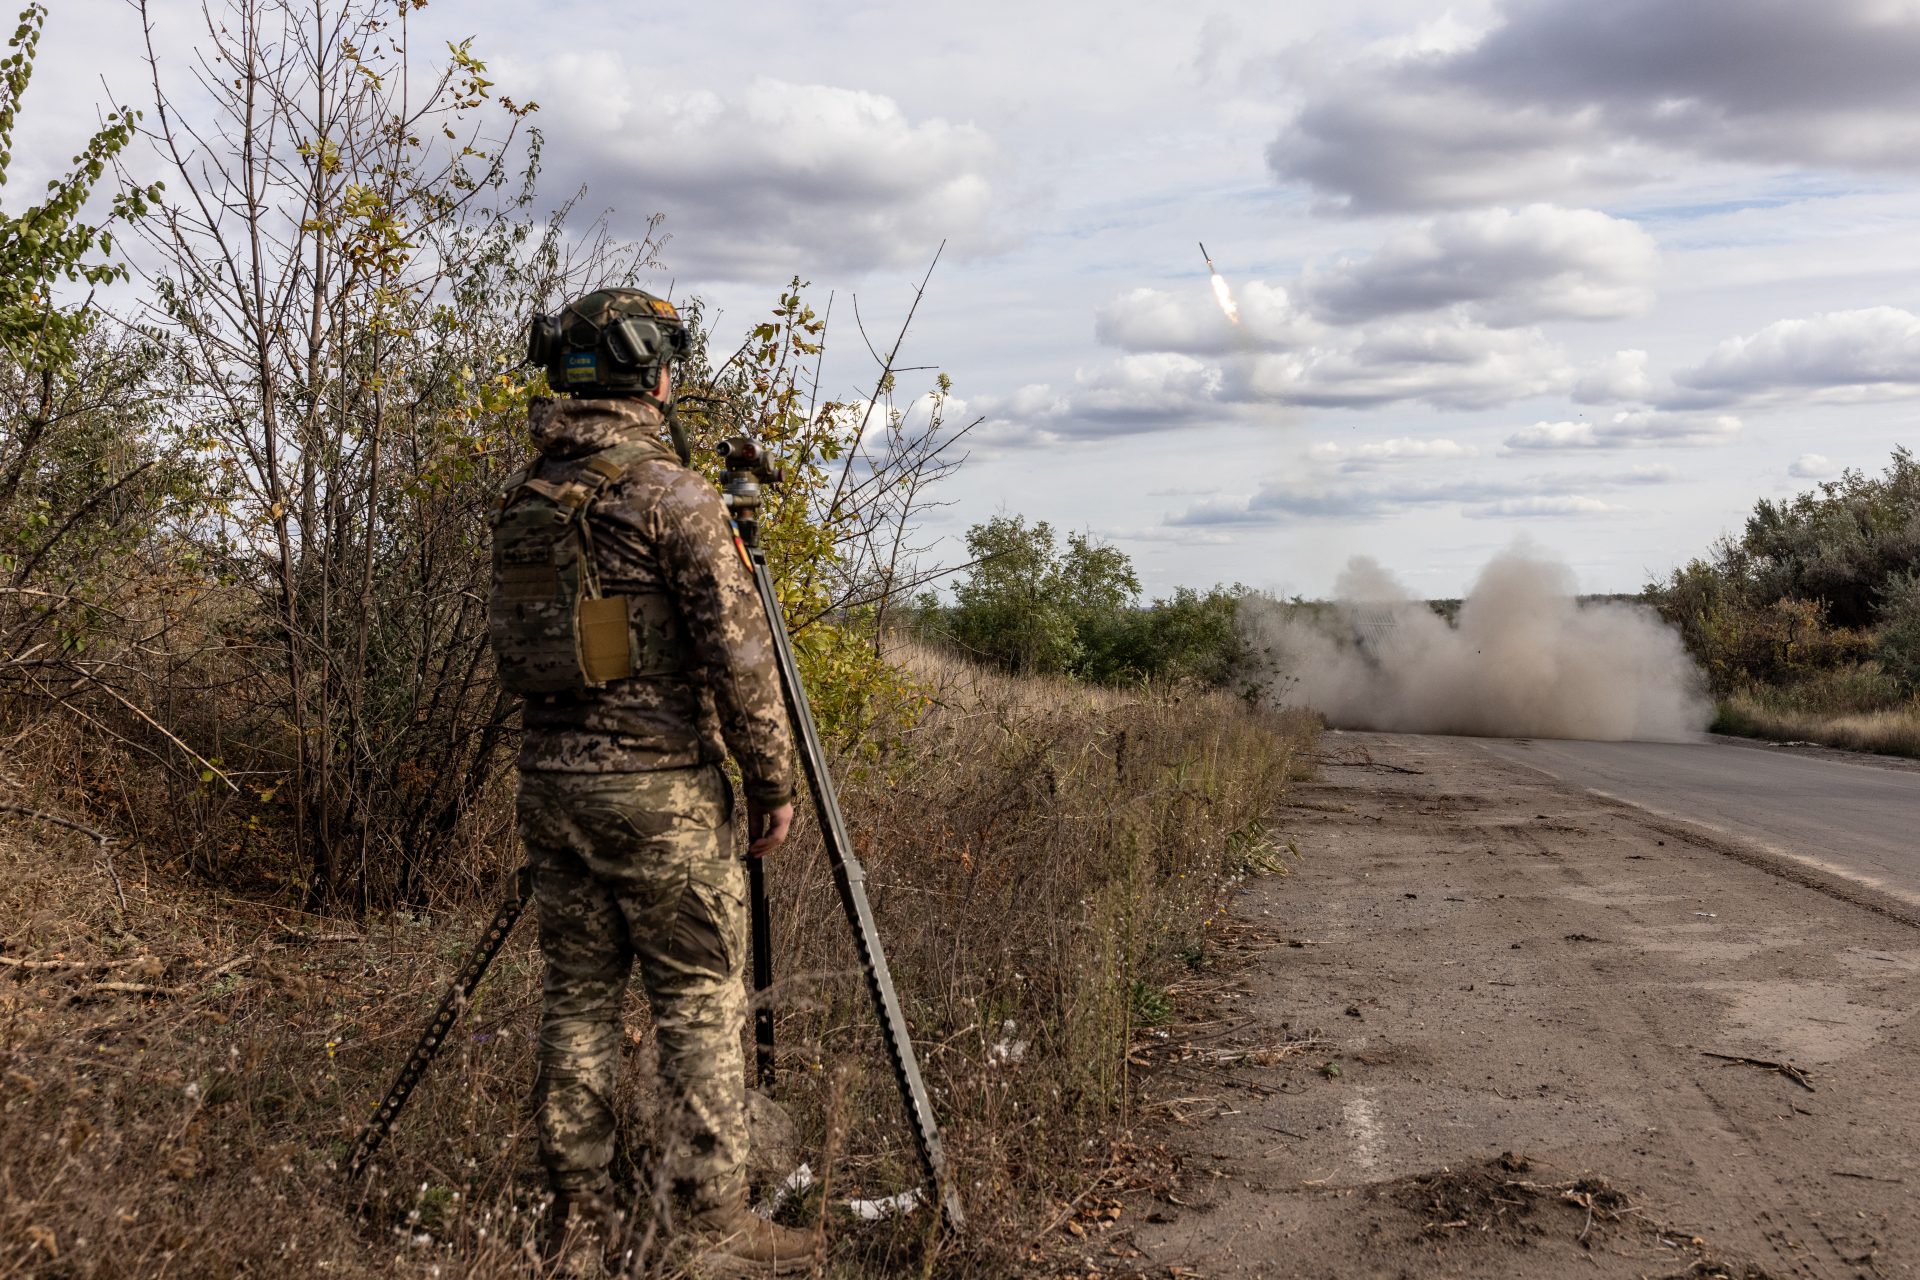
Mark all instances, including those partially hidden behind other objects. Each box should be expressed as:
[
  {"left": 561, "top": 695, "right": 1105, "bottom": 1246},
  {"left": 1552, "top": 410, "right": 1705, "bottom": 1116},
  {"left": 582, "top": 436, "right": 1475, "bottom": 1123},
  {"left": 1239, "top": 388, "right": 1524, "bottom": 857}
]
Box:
[{"left": 513, "top": 396, "right": 795, "bottom": 807}]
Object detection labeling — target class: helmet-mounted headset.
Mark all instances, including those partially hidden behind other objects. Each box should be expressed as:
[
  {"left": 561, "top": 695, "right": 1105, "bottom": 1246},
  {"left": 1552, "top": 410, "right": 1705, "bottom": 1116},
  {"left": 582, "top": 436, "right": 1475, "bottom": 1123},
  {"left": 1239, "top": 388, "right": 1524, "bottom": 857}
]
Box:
[{"left": 526, "top": 288, "right": 693, "bottom": 398}]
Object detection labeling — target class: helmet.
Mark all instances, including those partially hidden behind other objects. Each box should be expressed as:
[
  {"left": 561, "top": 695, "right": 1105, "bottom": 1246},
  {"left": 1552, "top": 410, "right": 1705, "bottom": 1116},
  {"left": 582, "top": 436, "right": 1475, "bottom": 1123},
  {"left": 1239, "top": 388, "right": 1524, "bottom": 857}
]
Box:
[{"left": 526, "top": 288, "right": 693, "bottom": 397}]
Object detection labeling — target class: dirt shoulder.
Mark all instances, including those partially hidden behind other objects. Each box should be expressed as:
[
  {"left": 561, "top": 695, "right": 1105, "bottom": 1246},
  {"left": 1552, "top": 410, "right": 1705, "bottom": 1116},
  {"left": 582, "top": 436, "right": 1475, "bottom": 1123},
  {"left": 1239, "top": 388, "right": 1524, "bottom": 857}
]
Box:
[{"left": 1110, "top": 730, "right": 1918, "bottom": 1279}]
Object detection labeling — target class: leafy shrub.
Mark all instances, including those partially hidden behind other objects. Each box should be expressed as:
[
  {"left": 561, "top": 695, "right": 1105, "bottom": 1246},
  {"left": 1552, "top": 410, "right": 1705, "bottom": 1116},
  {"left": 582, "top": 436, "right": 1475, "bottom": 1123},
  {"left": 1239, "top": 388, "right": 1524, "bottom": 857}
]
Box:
[
  {"left": 944, "top": 515, "right": 1137, "bottom": 676},
  {"left": 1873, "top": 570, "right": 1920, "bottom": 694},
  {"left": 932, "top": 516, "right": 1249, "bottom": 688},
  {"left": 1649, "top": 448, "right": 1920, "bottom": 702}
]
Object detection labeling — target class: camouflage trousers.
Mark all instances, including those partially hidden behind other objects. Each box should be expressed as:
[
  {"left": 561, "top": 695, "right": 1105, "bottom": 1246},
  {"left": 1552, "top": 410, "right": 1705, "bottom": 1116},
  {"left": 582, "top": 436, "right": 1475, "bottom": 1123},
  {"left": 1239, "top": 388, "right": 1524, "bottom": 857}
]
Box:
[{"left": 519, "top": 764, "right": 749, "bottom": 1211}]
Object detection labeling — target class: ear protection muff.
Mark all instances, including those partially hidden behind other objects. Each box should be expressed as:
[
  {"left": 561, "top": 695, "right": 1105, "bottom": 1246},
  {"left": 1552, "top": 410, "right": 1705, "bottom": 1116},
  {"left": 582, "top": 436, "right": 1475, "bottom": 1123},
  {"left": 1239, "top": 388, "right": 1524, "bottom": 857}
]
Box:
[{"left": 525, "top": 289, "right": 693, "bottom": 395}]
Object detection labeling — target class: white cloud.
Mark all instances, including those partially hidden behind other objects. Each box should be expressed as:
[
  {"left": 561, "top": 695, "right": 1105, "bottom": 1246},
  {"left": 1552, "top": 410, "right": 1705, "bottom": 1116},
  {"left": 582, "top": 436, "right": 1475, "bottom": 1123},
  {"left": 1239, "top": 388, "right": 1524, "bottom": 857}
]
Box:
[
  {"left": 1304, "top": 205, "right": 1658, "bottom": 327},
  {"left": 1167, "top": 458, "right": 1667, "bottom": 526},
  {"left": 1094, "top": 524, "right": 1236, "bottom": 547},
  {"left": 1069, "top": 355, "right": 1225, "bottom": 425},
  {"left": 1094, "top": 282, "right": 1321, "bottom": 355},
  {"left": 1467, "top": 494, "right": 1620, "bottom": 518},
  {"left": 1268, "top": 0, "right": 1920, "bottom": 212},
  {"left": 981, "top": 314, "right": 1570, "bottom": 447},
  {"left": 1573, "top": 350, "right": 1655, "bottom": 405},
  {"left": 1674, "top": 307, "right": 1920, "bottom": 405},
  {"left": 1239, "top": 319, "right": 1572, "bottom": 410},
  {"left": 1270, "top": 80, "right": 1648, "bottom": 215},
  {"left": 969, "top": 355, "right": 1229, "bottom": 447},
  {"left": 519, "top": 69, "right": 996, "bottom": 279},
  {"left": 1169, "top": 474, "right": 1623, "bottom": 524},
  {"left": 1307, "top": 438, "right": 1479, "bottom": 470},
  {"left": 1789, "top": 453, "right": 1838, "bottom": 479},
  {"left": 1503, "top": 409, "right": 1742, "bottom": 451}
]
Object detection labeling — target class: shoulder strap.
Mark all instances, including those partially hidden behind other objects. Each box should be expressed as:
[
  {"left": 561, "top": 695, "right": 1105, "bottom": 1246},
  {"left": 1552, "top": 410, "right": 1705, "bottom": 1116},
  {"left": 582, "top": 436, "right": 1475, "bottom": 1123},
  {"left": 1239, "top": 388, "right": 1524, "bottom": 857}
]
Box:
[
  {"left": 493, "top": 464, "right": 536, "bottom": 513},
  {"left": 586, "top": 438, "right": 678, "bottom": 480},
  {"left": 568, "top": 439, "right": 677, "bottom": 599}
]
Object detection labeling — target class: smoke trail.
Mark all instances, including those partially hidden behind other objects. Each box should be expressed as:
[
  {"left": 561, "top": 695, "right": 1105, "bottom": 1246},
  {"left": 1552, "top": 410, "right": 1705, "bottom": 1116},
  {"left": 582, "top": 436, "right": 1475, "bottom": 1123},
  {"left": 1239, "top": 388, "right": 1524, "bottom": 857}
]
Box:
[
  {"left": 1241, "top": 545, "right": 1712, "bottom": 742},
  {"left": 1209, "top": 271, "right": 1241, "bottom": 325}
]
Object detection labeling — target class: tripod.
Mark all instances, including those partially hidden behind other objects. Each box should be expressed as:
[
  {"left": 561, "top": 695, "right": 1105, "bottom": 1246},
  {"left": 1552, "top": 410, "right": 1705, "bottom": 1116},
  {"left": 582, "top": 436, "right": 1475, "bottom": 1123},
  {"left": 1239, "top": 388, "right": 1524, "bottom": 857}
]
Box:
[{"left": 719, "top": 436, "right": 964, "bottom": 1232}]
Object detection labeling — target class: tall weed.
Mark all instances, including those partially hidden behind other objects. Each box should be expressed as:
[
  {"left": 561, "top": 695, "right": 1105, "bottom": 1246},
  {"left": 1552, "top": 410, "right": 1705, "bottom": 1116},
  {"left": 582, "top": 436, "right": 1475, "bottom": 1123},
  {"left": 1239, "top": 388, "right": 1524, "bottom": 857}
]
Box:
[{"left": 0, "top": 647, "right": 1315, "bottom": 1276}]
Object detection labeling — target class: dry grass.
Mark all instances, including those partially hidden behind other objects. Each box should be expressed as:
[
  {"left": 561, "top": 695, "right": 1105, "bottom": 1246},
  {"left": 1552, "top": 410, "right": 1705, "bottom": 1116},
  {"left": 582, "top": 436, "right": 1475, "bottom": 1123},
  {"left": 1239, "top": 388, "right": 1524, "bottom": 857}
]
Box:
[
  {"left": 0, "top": 648, "right": 1317, "bottom": 1277},
  {"left": 1715, "top": 691, "right": 1920, "bottom": 758}
]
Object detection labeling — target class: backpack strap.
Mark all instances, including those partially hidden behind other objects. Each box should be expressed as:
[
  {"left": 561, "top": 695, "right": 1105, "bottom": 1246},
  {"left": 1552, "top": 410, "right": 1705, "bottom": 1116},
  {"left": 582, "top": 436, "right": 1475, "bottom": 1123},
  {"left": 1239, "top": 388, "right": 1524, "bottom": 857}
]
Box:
[
  {"left": 566, "top": 441, "right": 674, "bottom": 596},
  {"left": 490, "top": 438, "right": 688, "bottom": 689}
]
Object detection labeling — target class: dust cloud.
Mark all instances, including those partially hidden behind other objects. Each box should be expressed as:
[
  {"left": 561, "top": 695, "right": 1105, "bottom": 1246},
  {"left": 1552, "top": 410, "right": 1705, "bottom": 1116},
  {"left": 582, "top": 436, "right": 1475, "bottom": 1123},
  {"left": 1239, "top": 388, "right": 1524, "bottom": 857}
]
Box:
[{"left": 1242, "top": 546, "right": 1712, "bottom": 742}]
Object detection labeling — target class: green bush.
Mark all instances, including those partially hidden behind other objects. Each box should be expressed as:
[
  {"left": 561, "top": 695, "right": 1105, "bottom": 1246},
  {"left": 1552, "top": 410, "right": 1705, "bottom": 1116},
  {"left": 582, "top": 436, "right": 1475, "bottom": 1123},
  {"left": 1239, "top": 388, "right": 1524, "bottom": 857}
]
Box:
[
  {"left": 945, "top": 515, "right": 1137, "bottom": 676},
  {"left": 932, "top": 515, "right": 1249, "bottom": 687},
  {"left": 1874, "top": 570, "right": 1920, "bottom": 694},
  {"left": 1648, "top": 448, "right": 1920, "bottom": 705}
]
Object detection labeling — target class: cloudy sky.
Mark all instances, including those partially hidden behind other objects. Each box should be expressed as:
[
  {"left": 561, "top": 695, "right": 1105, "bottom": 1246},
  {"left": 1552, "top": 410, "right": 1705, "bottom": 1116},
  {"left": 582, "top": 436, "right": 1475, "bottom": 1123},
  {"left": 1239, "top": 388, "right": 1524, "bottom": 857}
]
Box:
[{"left": 30, "top": 0, "right": 1920, "bottom": 597}]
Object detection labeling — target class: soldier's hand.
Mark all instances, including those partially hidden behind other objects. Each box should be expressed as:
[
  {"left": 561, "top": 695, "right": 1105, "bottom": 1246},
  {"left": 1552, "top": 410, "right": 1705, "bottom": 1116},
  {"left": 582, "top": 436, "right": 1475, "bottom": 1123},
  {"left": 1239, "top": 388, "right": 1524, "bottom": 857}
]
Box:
[{"left": 747, "top": 801, "right": 794, "bottom": 858}]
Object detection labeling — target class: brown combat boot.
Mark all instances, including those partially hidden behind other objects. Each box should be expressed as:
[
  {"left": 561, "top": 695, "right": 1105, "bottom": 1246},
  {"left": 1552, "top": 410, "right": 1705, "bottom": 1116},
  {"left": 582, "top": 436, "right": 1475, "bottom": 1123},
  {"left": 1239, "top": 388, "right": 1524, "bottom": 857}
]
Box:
[
  {"left": 687, "top": 1193, "right": 822, "bottom": 1277},
  {"left": 542, "top": 1186, "right": 630, "bottom": 1278}
]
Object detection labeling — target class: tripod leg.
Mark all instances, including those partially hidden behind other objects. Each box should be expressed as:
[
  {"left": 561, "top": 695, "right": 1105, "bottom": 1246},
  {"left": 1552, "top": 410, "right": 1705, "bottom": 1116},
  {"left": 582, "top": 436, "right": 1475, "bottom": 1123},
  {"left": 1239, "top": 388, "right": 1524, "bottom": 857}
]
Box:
[
  {"left": 748, "top": 853, "right": 776, "bottom": 1087},
  {"left": 346, "top": 866, "right": 532, "bottom": 1178},
  {"left": 743, "top": 550, "right": 965, "bottom": 1232}
]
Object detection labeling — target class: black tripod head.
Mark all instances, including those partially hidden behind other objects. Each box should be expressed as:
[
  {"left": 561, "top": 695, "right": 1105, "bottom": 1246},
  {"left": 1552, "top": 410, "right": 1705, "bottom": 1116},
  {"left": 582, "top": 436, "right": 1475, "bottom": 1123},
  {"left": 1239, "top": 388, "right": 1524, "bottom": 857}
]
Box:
[{"left": 718, "top": 436, "right": 783, "bottom": 549}]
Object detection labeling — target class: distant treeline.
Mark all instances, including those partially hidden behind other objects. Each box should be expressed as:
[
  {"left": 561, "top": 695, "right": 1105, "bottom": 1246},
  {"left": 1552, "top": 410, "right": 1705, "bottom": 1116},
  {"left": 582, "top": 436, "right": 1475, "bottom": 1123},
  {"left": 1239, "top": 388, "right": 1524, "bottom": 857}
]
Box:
[
  {"left": 1645, "top": 447, "right": 1920, "bottom": 745},
  {"left": 908, "top": 514, "right": 1252, "bottom": 687}
]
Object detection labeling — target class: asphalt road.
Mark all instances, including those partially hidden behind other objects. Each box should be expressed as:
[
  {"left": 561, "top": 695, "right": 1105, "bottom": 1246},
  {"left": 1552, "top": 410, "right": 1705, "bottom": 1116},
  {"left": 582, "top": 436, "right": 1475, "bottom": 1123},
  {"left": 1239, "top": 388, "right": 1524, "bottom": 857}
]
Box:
[{"left": 1472, "top": 734, "right": 1920, "bottom": 910}]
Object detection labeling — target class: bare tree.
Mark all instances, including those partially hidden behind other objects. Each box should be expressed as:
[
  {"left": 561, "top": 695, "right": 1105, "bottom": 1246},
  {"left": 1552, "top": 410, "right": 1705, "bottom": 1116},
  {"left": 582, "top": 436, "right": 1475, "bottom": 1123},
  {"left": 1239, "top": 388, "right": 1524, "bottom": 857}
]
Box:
[{"left": 128, "top": 0, "right": 658, "bottom": 903}]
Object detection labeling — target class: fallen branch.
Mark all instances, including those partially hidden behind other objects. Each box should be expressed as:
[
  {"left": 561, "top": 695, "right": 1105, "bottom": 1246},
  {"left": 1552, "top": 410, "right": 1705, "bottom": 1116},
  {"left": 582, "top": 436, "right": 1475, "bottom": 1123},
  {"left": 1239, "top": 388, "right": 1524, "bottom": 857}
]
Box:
[
  {"left": 0, "top": 955, "right": 83, "bottom": 971},
  {"left": 91, "top": 981, "right": 177, "bottom": 997},
  {"left": 1701, "top": 1050, "right": 1815, "bottom": 1092},
  {"left": 0, "top": 804, "right": 110, "bottom": 844},
  {"left": 1026, "top": 1150, "right": 1120, "bottom": 1249},
  {"left": 0, "top": 804, "right": 131, "bottom": 916},
  {"left": 0, "top": 954, "right": 148, "bottom": 972},
  {"left": 203, "top": 951, "right": 263, "bottom": 981},
  {"left": 1183, "top": 1038, "right": 1328, "bottom": 1067}
]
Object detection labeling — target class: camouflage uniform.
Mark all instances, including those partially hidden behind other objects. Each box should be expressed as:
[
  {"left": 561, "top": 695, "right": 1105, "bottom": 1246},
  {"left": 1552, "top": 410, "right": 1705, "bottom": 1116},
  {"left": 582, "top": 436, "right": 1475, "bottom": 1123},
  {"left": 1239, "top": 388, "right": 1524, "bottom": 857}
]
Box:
[{"left": 511, "top": 395, "right": 794, "bottom": 1212}]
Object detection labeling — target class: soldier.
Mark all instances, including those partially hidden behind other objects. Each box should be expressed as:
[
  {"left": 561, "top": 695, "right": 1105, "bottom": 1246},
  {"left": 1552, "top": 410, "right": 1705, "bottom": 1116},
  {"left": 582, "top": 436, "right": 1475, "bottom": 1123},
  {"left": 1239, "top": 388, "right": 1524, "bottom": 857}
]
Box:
[{"left": 490, "top": 288, "right": 821, "bottom": 1275}]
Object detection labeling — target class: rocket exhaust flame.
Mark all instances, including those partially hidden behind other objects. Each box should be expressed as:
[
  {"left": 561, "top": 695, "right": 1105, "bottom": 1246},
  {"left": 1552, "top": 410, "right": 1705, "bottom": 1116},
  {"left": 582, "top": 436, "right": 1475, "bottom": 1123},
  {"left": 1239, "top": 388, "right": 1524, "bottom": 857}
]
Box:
[
  {"left": 1210, "top": 271, "right": 1241, "bottom": 325},
  {"left": 1199, "top": 241, "right": 1240, "bottom": 325}
]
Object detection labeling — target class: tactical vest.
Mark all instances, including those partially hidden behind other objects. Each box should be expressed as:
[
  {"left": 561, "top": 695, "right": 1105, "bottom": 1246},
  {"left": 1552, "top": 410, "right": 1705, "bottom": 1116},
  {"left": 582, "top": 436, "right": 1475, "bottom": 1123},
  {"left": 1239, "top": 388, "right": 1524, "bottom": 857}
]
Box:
[{"left": 488, "top": 442, "right": 686, "bottom": 694}]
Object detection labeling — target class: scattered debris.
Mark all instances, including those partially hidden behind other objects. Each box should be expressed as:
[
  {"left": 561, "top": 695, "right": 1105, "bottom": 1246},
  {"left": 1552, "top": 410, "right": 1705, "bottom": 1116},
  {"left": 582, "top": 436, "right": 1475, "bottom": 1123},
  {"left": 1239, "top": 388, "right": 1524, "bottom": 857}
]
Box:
[
  {"left": 1700, "top": 1051, "right": 1814, "bottom": 1092},
  {"left": 1830, "top": 1169, "right": 1904, "bottom": 1183},
  {"left": 1183, "top": 1038, "right": 1326, "bottom": 1068},
  {"left": 1387, "top": 1154, "right": 1641, "bottom": 1248},
  {"left": 1320, "top": 759, "right": 1426, "bottom": 775},
  {"left": 89, "top": 981, "right": 178, "bottom": 998},
  {"left": 1657, "top": 1262, "right": 1780, "bottom": 1280},
  {"left": 752, "top": 1162, "right": 926, "bottom": 1222},
  {"left": 755, "top": 1163, "right": 815, "bottom": 1219},
  {"left": 846, "top": 1188, "right": 923, "bottom": 1221}
]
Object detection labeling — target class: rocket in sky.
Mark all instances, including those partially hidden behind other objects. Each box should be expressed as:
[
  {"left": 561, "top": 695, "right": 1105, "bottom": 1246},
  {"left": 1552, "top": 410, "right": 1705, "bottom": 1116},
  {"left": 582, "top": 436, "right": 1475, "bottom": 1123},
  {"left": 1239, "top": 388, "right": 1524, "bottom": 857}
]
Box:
[{"left": 1199, "top": 242, "right": 1241, "bottom": 325}]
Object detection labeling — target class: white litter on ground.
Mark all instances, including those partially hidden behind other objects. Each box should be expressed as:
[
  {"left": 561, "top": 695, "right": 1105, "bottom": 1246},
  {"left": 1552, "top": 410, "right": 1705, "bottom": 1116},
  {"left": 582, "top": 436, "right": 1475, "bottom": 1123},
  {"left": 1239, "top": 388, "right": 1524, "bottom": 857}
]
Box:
[{"left": 753, "top": 1163, "right": 927, "bottom": 1221}]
